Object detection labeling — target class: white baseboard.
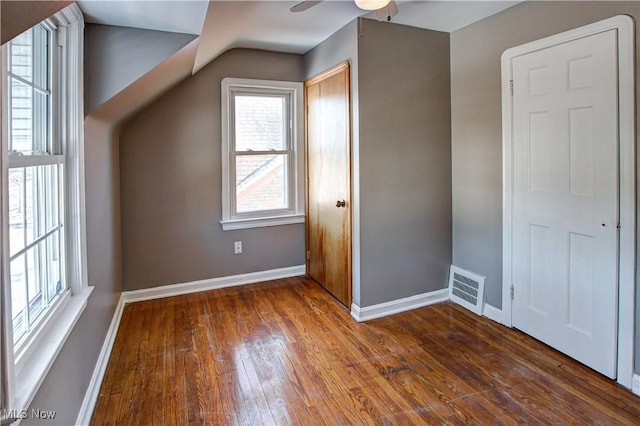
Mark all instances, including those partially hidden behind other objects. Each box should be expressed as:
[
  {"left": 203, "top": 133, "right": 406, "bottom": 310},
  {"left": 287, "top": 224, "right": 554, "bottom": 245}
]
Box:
[
  {"left": 76, "top": 265, "right": 305, "bottom": 425},
  {"left": 633, "top": 374, "right": 640, "bottom": 396},
  {"left": 122, "top": 265, "right": 306, "bottom": 303},
  {"left": 351, "top": 288, "right": 449, "bottom": 322},
  {"left": 482, "top": 303, "right": 503, "bottom": 325},
  {"left": 75, "top": 295, "right": 125, "bottom": 426}
]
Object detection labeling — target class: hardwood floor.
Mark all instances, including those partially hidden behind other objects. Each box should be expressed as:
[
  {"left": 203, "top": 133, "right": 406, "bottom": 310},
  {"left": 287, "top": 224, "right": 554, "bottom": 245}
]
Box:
[{"left": 91, "top": 277, "right": 640, "bottom": 425}]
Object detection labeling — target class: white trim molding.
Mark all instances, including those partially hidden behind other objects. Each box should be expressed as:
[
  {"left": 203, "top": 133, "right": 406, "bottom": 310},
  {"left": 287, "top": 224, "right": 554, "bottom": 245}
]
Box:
[
  {"left": 221, "top": 214, "right": 304, "bottom": 231},
  {"left": 482, "top": 303, "right": 503, "bottom": 325},
  {"left": 501, "top": 15, "right": 635, "bottom": 389},
  {"left": 122, "top": 265, "right": 306, "bottom": 304},
  {"left": 632, "top": 374, "right": 640, "bottom": 397},
  {"left": 75, "top": 295, "right": 125, "bottom": 426},
  {"left": 350, "top": 289, "right": 449, "bottom": 322}
]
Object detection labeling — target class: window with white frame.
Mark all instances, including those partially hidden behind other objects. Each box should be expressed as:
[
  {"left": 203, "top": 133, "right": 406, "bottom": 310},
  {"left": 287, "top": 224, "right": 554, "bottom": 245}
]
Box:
[
  {"left": 220, "top": 78, "right": 304, "bottom": 230},
  {"left": 7, "top": 22, "right": 67, "bottom": 354},
  {"left": 1, "top": 4, "right": 89, "bottom": 419}
]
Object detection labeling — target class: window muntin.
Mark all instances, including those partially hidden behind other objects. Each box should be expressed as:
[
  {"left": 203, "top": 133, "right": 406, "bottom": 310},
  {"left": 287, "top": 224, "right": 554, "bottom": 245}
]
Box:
[
  {"left": 6, "top": 24, "right": 67, "bottom": 353},
  {"left": 221, "top": 79, "right": 304, "bottom": 230}
]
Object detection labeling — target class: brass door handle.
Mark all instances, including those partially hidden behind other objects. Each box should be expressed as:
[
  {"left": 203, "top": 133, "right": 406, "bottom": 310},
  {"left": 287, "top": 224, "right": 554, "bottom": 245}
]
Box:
[{"left": 336, "top": 200, "right": 346, "bottom": 208}]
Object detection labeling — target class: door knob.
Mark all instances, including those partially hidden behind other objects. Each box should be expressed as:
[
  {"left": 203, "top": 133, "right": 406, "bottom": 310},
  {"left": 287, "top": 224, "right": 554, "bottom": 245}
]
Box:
[{"left": 336, "top": 200, "right": 346, "bottom": 208}]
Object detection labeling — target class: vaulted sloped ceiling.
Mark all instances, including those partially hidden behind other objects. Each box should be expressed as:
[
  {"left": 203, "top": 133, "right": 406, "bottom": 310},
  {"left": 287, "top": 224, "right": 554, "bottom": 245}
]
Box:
[
  {"left": 193, "top": 0, "right": 363, "bottom": 73},
  {"left": 77, "top": 0, "right": 520, "bottom": 127}
]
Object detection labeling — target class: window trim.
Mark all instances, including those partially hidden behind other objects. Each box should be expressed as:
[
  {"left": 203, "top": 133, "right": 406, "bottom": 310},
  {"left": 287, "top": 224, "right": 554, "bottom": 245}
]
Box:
[
  {"left": 1, "top": 4, "right": 90, "bottom": 419},
  {"left": 220, "top": 78, "right": 304, "bottom": 231}
]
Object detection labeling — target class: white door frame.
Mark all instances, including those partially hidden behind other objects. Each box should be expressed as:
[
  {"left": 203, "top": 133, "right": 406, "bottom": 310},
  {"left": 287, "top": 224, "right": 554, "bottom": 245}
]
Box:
[{"left": 501, "top": 15, "right": 636, "bottom": 388}]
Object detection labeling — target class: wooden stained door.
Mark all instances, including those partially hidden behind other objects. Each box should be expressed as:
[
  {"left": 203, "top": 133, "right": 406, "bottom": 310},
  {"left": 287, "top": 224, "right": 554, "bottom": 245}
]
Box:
[
  {"left": 511, "top": 30, "right": 618, "bottom": 377},
  {"left": 305, "top": 62, "right": 351, "bottom": 307}
]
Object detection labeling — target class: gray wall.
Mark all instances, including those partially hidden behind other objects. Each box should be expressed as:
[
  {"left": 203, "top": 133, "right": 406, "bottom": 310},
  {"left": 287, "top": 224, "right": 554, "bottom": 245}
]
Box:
[
  {"left": 450, "top": 2, "right": 639, "bottom": 369},
  {"left": 304, "top": 19, "right": 452, "bottom": 308},
  {"left": 119, "top": 48, "right": 306, "bottom": 291},
  {"left": 357, "top": 19, "right": 452, "bottom": 306},
  {"left": 303, "top": 19, "right": 361, "bottom": 304},
  {"left": 84, "top": 24, "right": 196, "bottom": 114},
  {"left": 23, "top": 114, "right": 123, "bottom": 425}
]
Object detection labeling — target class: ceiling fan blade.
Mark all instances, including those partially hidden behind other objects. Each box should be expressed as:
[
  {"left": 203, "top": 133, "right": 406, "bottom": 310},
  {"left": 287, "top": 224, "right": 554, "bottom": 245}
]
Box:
[
  {"left": 374, "top": 0, "right": 398, "bottom": 21},
  {"left": 290, "top": 1, "right": 323, "bottom": 13}
]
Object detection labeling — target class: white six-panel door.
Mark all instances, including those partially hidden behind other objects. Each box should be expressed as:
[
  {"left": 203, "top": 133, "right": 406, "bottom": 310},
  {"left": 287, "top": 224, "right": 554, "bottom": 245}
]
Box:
[{"left": 511, "top": 29, "right": 618, "bottom": 378}]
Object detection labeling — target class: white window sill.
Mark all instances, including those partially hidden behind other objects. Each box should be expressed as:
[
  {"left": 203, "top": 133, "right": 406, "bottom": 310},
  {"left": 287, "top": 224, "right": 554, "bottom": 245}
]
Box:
[
  {"left": 12, "top": 286, "right": 94, "bottom": 419},
  {"left": 221, "top": 214, "right": 305, "bottom": 231}
]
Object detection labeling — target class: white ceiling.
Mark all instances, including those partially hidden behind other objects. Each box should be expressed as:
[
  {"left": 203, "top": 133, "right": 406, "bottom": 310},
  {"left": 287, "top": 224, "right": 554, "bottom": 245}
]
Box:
[
  {"left": 193, "top": 1, "right": 364, "bottom": 71},
  {"left": 389, "top": 1, "right": 520, "bottom": 33},
  {"left": 77, "top": 1, "right": 520, "bottom": 36},
  {"left": 77, "top": 0, "right": 520, "bottom": 73},
  {"left": 78, "top": 0, "right": 210, "bottom": 35}
]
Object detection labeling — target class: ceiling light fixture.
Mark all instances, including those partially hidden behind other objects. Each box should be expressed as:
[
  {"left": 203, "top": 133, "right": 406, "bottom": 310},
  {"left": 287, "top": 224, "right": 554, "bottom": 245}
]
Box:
[{"left": 354, "top": 0, "right": 391, "bottom": 11}]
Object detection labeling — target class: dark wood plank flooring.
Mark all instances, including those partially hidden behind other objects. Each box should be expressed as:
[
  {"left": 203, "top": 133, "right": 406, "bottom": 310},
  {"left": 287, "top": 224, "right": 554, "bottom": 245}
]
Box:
[{"left": 91, "top": 276, "right": 640, "bottom": 425}]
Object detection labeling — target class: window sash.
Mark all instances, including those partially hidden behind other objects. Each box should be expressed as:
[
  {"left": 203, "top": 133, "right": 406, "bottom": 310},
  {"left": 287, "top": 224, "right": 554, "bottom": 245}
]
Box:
[
  {"left": 7, "top": 160, "right": 66, "bottom": 353},
  {"left": 232, "top": 151, "right": 293, "bottom": 216},
  {"left": 7, "top": 24, "right": 54, "bottom": 156},
  {"left": 228, "top": 89, "right": 295, "bottom": 219}
]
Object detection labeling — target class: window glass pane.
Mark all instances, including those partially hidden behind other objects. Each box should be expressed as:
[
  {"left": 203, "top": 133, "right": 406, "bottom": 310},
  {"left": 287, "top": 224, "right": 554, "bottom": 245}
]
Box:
[
  {"left": 45, "top": 164, "right": 61, "bottom": 229},
  {"left": 10, "top": 78, "right": 32, "bottom": 153},
  {"left": 24, "top": 167, "right": 36, "bottom": 244},
  {"left": 234, "top": 95, "right": 286, "bottom": 151},
  {"left": 10, "top": 254, "right": 27, "bottom": 343},
  {"left": 8, "top": 168, "right": 26, "bottom": 257},
  {"left": 27, "top": 245, "right": 45, "bottom": 322},
  {"left": 47, "top": 231, "right": 63, "bottom": 303},
  {"left": 236, "top": 154, "right": 288, "bottom": 213},
  {"left": 8, "top": 165, "right": 63, "bottom": 255},
  {"left": 33, "top": 90, "right": 49, "bottom": 153},
  {"left": 33, "top": 25, "right": 49, "bottom": 90},
  {"left": 10, "top": 29, "right": 32, "bottom": 82}
]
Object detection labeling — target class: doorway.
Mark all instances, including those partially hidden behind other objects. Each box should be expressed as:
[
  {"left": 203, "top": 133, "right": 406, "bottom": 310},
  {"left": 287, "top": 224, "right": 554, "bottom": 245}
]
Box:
[
  {"left": 502, "top": 16, "right": 635, "bottom": 383},
  {"left": 305, "top": 62, "right": 352, "bottom": 307}
]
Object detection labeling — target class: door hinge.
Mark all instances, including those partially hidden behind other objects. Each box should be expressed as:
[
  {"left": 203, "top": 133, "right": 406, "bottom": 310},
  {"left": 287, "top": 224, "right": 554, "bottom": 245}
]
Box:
[
  {"left": 306, "top": 250, "right": 310, "bottom": 261},
  {"left": 510, "top": 284, "right": 515, "bottom": 300},
  {"left": 509, "top": 80, "right": 514, "bottom": 96}
]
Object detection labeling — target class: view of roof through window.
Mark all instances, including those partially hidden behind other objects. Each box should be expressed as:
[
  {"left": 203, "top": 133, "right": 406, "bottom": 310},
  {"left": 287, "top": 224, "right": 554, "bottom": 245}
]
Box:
[{"left": 234, "top": 94, "right": 289, "bottom": 213}]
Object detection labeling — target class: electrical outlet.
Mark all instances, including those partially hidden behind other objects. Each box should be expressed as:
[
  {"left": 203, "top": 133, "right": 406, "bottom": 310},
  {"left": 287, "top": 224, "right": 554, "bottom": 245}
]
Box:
[{"left": 234, "top": 241, "right": 242, "bottom": 254}]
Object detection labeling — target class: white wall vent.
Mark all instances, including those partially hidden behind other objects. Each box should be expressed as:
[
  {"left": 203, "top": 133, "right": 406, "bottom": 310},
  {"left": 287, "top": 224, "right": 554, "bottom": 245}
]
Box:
[{"left": 448, "top": 265, "right": 485, "bottom": 315}]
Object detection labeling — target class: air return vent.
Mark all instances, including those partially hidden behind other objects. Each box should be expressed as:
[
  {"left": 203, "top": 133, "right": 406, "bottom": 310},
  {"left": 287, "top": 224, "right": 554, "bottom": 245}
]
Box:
[{"left": 448, "top": 265, "right": 486, "bottom": 315}]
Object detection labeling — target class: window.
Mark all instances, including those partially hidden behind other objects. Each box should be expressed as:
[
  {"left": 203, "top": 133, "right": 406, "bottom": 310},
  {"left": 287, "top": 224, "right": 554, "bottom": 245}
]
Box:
[
  {"left": 7, "top": 22, "right": 67, "bottom": 354},
  {"left": 221, "top": 78, "right": 304, "bottom": 230},
  {"left": 1, "top": 4, "right": 90, "bottom": 419}
]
